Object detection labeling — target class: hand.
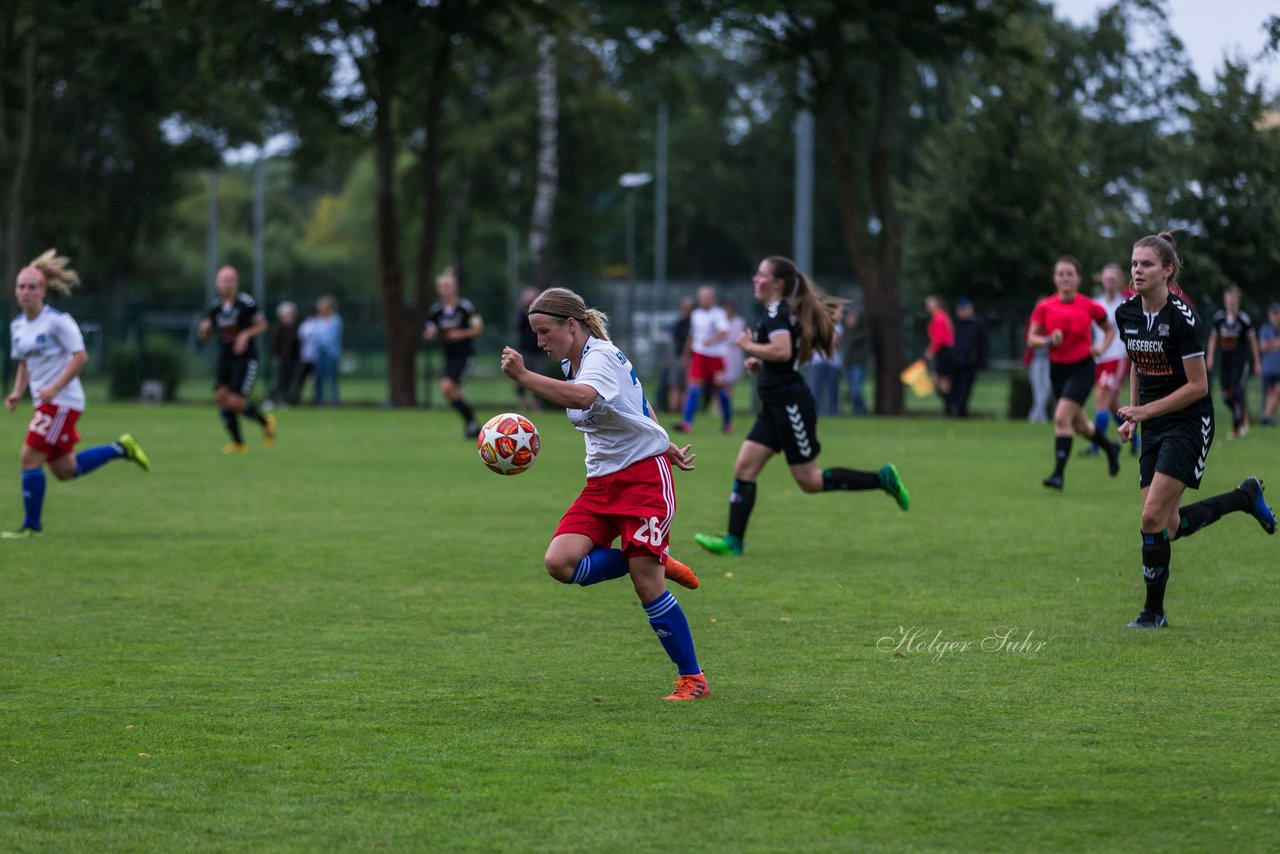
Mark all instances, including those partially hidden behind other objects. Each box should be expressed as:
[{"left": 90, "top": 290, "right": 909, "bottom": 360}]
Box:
[
  {"left": 1049, "top": 329, "right": 1064, "bottom": 347},
  {"left": 744, "top": 357, "right": 762, "bottom": 374},
  {"left": 1117, "top": 404, "right": 1147, "bottom": 427},
  {"left": 1089, "top": 345, "right": 1101, "bottom": 358},
  {"left": 736, "top": 329, "right": 753, "bottom": 350},
  {"left": 4, "top": 392, "right": 17, "bottom": 411},
  {"left": 665, "top": 442, "right": 696, "bottom": 471},
  {"left": 197, "top": 318, "right": 212, "bottom": 342},
  {"left": 500, "top": 346, "right": 526, "bottom": 380},
  {"left": 233, "top": 333, "right": 248, "bottom": 356},
  {"left": 31, "top": 387, "right": 50, "bottom": 406},
  {"left": 423, "top": 322, "right": 438, "bottom": 341},
  {"left": 1117, "top": 419, "right": 1136, "bottom": 442}
]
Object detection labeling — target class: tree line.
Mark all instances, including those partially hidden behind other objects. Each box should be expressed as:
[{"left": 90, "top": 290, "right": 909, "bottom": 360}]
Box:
[{"left": 2, "top": 0, "right": 1278, "bottom": 410}]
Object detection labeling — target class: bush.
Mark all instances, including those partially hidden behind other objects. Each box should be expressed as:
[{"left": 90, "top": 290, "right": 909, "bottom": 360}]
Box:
[
  {"left": 108, "top": 334, "right": 185, "bottom": 401},
  {"left": 1007, "top": 371, "right": 1032, "bottom": 420}
]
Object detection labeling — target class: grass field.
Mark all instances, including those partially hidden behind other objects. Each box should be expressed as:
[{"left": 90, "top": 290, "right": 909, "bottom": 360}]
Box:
[{"left": 1, "top": 394, "right": 1278, "bottom": 851}]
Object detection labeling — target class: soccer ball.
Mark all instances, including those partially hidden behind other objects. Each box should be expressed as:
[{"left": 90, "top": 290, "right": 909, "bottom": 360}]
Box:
[{"left": 477, "top": 412, "right": 541, "bottom": 476}]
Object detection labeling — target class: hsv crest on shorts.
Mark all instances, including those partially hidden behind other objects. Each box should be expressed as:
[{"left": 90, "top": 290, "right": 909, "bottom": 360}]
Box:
[{"left": 477, "top": 412, "right": 540, "bottom": 475}]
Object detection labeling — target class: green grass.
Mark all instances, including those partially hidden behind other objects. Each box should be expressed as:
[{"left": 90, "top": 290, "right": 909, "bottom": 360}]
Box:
[{"left": 1, "top": 399, "right": 1278, "bottom": 851}]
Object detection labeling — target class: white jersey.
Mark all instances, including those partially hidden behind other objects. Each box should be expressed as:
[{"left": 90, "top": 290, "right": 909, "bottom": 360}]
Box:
[
  {"left": 718, "top": 314, "right": 748, "bottom": 382},
  {"left": 10, "top": 306, "right": 86, "bottom": 411},
  {"left": 688, "top": 306, "right": 729, "bottom": 357},
  {"left": 563, "top": 336, "right": 670, "bottom": 477},
  {"left": 1094, "top": 292, "right": 1127, "bottom": 362}
]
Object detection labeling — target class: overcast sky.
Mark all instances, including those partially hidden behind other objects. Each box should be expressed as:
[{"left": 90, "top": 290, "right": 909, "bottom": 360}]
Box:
[{"left": 1053, "top": 0, "right": 1279, "bottom": 91}]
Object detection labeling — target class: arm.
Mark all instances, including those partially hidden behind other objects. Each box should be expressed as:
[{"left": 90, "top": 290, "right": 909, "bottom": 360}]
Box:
[
  {"left": 444, "top": 315, "right": 485, "bottom": 343},
  {"left": 1118, "top": 356, "right": 1209, "bottom": 425},
  {"left": 1091, "top": 317, "right": 1116, "bottom": 358},
  {"left": 1249, "top": 330, "right": 1262, "bottom": 375},
  {"left": 500, "top": 347, "right": 598, "bottom": 410},
  {"left": 1205, "top": 330, "right": 1216, "bottom": 372},
  {"left": 234, "top": 315, "right": 269, "bottom": 355},
  {"left": 1026, "top": 322, "right": 1059, "bottom": 350},
  {"left": 32, "top": 350, "right": 89, "bottom": 405},
  {"left": 737, "top": 329, "right": 791, "bottom": 363},
  {"left": 1117, "top": 362, "right": 1139, "bottom": 442},
  {"left": 4, "top": 362, "right": 29, "bottom": 411}
]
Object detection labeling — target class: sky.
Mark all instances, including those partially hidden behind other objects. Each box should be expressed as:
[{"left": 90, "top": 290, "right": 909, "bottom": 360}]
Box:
[{"left": 1053, "top": 0, "right": 1279, "bottom": 91}]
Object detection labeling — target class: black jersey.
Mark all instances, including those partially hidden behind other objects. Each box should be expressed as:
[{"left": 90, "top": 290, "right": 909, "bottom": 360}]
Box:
[
  {"left": 1210, "top": 310, "right": 1255, "bottom": 356},
  {"left": 206, "top": 293, "right": 263, "bottom": 360},
  {"left": 1115, "top": 293, "right": 1213, "bottom": 427},
  {"left": 428, "top": 299, "right": 480, "bottom": 359},
  {"left": 753, "top": 299, "right": 806, "bottom": 398}
]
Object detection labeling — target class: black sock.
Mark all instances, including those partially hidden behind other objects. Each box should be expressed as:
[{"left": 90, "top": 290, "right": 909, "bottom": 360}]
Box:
[
  {"left": 727, "top": 479, "right": 757, "bottom": 542},
  {"left": 451, "top": 398, "right": 475, "bottom": 424},
  {"left": 1090, "top": 427, "right": 1118, "bottom": 456},
  {"left": 1141, "top": 529, "right": 1171, "bottom": 614},
  {"left": 1052, "top": 436, "right": 1072, "bottom": 477},
  {"left": 220, "top": 410, "right": 243, "bottom": 444},
  {"left": 822, "top": 468, "right": 881, "bottom": 491},
  {"left": 242, "top": 403, "right": 266, "bottom": 425},
  {"left": 1173, "top": 488, "right": 1252, "bottom": 540}
]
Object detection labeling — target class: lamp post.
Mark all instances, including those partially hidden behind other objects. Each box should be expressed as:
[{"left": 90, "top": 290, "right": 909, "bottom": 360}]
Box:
[{"left": 618, "top": 171, "right": 652, "bottom": 357}]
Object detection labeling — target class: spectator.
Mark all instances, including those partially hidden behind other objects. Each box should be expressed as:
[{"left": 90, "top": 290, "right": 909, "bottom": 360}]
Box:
[
  {"left": 948, "top": 298, "right": 989, "bottom": 417},
  {"left": 311, "top": 296, "right": 343, "bottom": 406},
  {"left": 1023, "top": 315, "right": 1052, "bottom": 423},
  {"left": 1259, "top": 302, "right": 1280, "bottom": 426},
  {"left": 297, "top": 308, "right": 320, "bottom": 405},
  {"left": 842, "top": 307, "right": 870, "bottom": 416},
  {"left": 267, "top": 301, "right": 301, "bottom": 409},
  {"left": 806, "top": 320, "right": 843, "bottom": 417}
]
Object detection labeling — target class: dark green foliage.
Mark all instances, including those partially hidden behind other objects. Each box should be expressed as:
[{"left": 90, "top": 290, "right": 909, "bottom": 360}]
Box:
[{"left": 107, "top": 334, "right": 185, "bottom": 401}]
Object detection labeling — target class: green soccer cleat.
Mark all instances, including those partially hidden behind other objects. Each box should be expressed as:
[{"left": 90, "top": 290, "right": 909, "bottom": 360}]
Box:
[
  {"left": 694, "top": 533, "right": 743, "bottom": 556},
  {"left": 879, "top": 463, "right": 910, "bottom": 511},
  {"left": 118, "top": 434, "right": 151, "bottom": 472},
  {"left": 1, "top": 526, "right": 41, "bottom": 540}
]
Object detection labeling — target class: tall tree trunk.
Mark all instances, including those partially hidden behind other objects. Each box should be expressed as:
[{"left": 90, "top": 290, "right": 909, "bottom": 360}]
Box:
[
  {"left": 3, "top": 29, "right": 36, "bottom": 288},
  {"left": 529, "top": 32, "right": 558, "bottom": 290},
  {"left": 820, "top": 59, "right": 906, "bottom": 414},
  {"left": 369, "top": 33, "right": 417, "bottom": 407}
]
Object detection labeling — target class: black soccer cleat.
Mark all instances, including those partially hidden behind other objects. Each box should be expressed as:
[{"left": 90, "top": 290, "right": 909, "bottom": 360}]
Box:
[
  {"left": 1126, "top": 610, "right": 1168, "bottom": 629},
  {"left": 1042, "top": 474, "right": 1064, "bottom": 491},
  {"left": 1103, "top": 441, "right": 1121, "bottom": 478},
  {"left": 1237, "top": 477, "right": 1276, "bottom": 535}
]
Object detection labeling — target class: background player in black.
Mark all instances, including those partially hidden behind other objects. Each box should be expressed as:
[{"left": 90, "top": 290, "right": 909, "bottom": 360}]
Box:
[
  {"left": 197, "top": 265, "right": 275, "bottom": 454},
  {"left": 1116, "top": 232, "right": 1274, "bottom": 629},
  {"left": 1206, "top": 284, "right": 1263, "bottom": 439},
  {"left": 424, "top": 267, "right": 484, "bottom": 438},
  {"left": 693, "top": 256, "right": 909, "bottom": 557}
]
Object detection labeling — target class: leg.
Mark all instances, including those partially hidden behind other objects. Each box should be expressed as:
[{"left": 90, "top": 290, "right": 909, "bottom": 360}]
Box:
[
  {"left": 631, "top": 556, "right": 705, "bottom": 698},
  {"left": 694, "top": 439, "right": 773, "bottom": 556},
  {"left": 542, "top": 533, "right": 601, "bottom": 583},
  {"left": 10, "top": 445, "right": 51, "bottom": 534},
  {"left": 1128, "top": 474, "right": 1187, "bottom": 627},
  {"left": 803, "top": 459, "right": 911, "bottom": 510}
]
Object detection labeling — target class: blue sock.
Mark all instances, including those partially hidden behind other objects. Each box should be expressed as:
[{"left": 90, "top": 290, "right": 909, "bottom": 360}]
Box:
[
  {"left": 21, "top": 467, "right": 45, "bottom": 531},
  {"left": 74, "top": 443, "right": 123, "bottom": 477},
  {"left": 717, "top": 389, "right": 732, "bottom": 427},
  {"left": 570, "top": 547, "right": 630, "bottom": 586},
  {"left": 643, "top": 590, "right": 700, "bottom": 675},
  {"left": 1093, "top": 411, "right": 1110, "bottom": 448},
  {"left": 681, "top": 387, "right": 702, "bottom": 425}
]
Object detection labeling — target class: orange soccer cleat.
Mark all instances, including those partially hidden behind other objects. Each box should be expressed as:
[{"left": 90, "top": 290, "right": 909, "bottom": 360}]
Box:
[
  {"left": 664, "top": 672, "right": 710, "bottom": 701},
  {"left": 661, "top": 552, "right": 700, "bottom": 590}
]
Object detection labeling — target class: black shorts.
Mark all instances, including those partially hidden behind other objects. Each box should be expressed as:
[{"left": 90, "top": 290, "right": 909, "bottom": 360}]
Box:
[
  {"left": 1139, "top": 412, "right": 1214, "bottom": 490},
  {"left": 746, "top": 389, "right": 821, "bottom": 465},
  {"left": 215, "top": 356, "right": 259, "bottom": 398},
  {"left": 443, "top": 354, "right": 475, "bottom": 384},
  {"left": 1050, "top": 358, "right": 1095, "bottom": 405},
  {"left": 1219, "top": 355, "right": 1247, "bottom": 392}
]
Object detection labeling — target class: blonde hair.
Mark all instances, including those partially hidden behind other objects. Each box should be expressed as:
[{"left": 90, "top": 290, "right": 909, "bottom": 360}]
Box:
[
  {"left": 764, "top": 256, "right": 846, "bottom": 362},
  {"left": 528, "top": 286, "right": 611, "bottom": 341},
  {"left": 24, "top": 248, "right": 80, "bottom": 296}
]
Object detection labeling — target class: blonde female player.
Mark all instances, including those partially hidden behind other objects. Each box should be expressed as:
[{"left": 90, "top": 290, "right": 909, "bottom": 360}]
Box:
[
  {"left": 500, "top": 287, "right": 708, "bottom": 701},
  {"left": 4, "top": 250, "right": 150, "bottom": 538}
]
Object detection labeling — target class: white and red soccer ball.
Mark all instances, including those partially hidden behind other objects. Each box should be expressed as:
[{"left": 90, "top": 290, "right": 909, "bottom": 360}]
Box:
[{"left": 477, "top": 412, "right": 540, "bottom": 476}]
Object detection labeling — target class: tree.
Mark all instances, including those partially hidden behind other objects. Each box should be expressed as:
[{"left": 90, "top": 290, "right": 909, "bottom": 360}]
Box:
[{"left": 705, "top": 1, "right": 1030, "bottom": 413}]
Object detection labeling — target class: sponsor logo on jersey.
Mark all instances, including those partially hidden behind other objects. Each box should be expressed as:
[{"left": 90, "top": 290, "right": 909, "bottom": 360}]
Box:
[{"left": 1158, "top": 323, "right": 1170, "bottom": 337}]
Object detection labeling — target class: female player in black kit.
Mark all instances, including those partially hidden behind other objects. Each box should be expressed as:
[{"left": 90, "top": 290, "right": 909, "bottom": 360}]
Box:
[
  {"left": 1116, "top": 232, "right": 1275, "bottom": 629},
  {"left": 694, "top": 256, "right": 908, "bottom": 557}
]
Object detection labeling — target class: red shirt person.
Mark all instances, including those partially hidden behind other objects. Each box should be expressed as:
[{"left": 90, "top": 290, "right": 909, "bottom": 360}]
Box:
[{"left": 1026, "top": 255, "right": 1122, "bottom": 490}]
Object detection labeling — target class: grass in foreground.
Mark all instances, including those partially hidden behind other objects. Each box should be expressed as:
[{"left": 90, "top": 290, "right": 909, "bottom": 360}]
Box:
[{"left": 1, "top": 403, "right": 1278, "bottom": 851}]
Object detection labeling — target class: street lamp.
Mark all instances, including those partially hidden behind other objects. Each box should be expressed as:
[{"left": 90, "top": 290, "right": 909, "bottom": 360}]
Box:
[{"left": 618, "top": 172, "right": 653, "bottom": 357}]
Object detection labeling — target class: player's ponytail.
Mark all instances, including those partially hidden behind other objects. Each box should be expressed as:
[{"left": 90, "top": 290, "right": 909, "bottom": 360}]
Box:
[
  {"left": 23, "top": 248, "right": 80, "bottom": 296},
  {"left": 528, "top": 287, "right": 612, "bottom": 342},
  {"left": 765, "top": 255, "right": 846, "bottom": 363}
]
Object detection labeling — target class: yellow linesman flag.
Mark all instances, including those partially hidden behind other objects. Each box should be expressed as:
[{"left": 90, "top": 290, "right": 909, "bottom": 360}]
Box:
[{"left": 899, "top": 358, "right": 935, "bottom": 397}]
